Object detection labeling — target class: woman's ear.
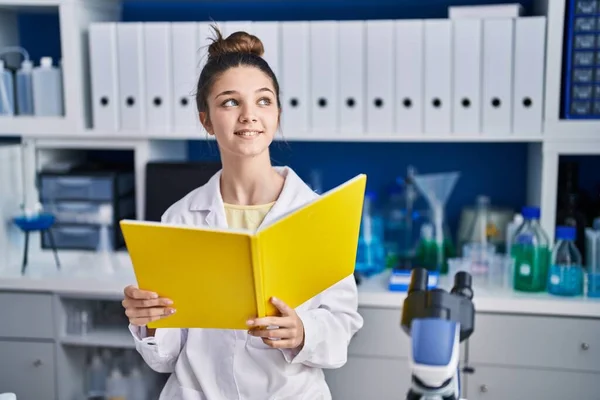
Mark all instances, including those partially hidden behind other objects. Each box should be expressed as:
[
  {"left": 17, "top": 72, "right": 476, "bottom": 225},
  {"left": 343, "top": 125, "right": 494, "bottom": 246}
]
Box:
[{"left": 199, "top": 112, "right": 214, "bottom": 135}]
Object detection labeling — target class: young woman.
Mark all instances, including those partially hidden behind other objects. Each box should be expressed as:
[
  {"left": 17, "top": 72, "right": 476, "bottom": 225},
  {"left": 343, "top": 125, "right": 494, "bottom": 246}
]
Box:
[{"left": 121, "top": 27, "right": 363, "bottom": 399}]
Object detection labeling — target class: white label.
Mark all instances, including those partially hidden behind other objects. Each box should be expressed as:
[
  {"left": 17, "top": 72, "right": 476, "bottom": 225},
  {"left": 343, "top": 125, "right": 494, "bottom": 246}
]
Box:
[
  {"left": 550, "top": 275, "right": 560, "bottom": 285},
  {"left": 519, "top": 264, "right": 531, "bottom": 276}
]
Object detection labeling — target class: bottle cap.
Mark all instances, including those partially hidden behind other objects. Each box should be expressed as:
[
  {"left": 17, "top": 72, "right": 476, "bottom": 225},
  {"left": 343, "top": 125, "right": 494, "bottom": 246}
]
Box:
[
  {"left": 20, "top": 60, "right": 33, "bottom": 70},
  {"left": 556, "top": 226, "right": 576, "bottom": 241},
  {"left": 521, "top": 206, "right": 540, "bottom": 220},
  {"left": 40, "top": 57, "right": 53, "bottom": 68}
]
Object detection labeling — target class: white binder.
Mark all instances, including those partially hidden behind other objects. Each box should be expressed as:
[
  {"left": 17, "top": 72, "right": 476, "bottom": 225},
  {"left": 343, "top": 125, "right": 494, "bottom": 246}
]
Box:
[
  {"left": 89, "top": 23, "right": 119, "bottom": 132},
  {"left": 366, "top": 20, "right": 395, "bottom": 135},
  {"left": 424, "top": 19, "right": 452, "bottom": 134},
  {"left": 117, "top": 23, "right": 145, "bottom": 132},
  {"left": 280, "top": 21, "right": 310, "bottom": 137},
  {"left": 143, "top": 23, "right": 173, "bottom": 133},
  {"left": 513, "top": 16, "right": 546, "bottom": 135},
  {"left": 197, "top": 22, "right": 213, "bottom": 75},
  {"left": 310, "top": 21, "right": 338, "bottom": 135},
  {"left": 222, "top": 21, "right": 253, "bottom": 38},
  {"left": 338, "top": 20, "right": 365, "bottom": 136},
  {"left": 452, "top": 18, "right": 482, "bottom": 135},
  {"left": 395, "top": 20, "right": 423, "bottom": 135},
  {"left": 171, "top": 23, "right": 199, "bottom": 132},
  {"left": 482, "top": 18, "right": 514, "bottom": 135},
  {"left": 251, "top": 21, "right": 280, "bottom": 79}
]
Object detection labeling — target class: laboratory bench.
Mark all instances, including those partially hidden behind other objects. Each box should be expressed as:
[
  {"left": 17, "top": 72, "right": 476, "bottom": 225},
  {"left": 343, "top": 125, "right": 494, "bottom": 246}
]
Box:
[{"left": 0, "top": 255, "right": 599, "bottom": 400}]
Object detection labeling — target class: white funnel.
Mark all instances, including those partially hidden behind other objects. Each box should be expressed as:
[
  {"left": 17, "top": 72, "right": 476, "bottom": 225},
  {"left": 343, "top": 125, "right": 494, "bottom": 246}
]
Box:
[{"left": 412, "top": 172, "right": 460, "bottom": 211}]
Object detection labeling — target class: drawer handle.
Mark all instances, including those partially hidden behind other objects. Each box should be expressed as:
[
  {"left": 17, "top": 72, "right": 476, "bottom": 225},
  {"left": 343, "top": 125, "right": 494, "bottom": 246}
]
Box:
[
  {"left": 581, "top": 342, "right": 590, "bottom": 351},
  {"left": 480, "top": 384, "right": 488, "bottom": 393},
  {"left": 33, "top": 359, "right": 43, "bottom": 367}
]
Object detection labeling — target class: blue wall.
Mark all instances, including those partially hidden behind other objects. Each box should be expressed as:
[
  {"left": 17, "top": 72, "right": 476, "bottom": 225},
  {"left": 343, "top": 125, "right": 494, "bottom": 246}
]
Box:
[{"left": 14, "top": 0, "right": 553, "bottom": 239}]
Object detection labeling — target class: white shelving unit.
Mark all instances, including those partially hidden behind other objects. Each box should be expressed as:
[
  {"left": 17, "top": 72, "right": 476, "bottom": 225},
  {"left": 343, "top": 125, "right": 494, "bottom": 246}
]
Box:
[{"left": 0, "top": 1, "right": 592, "bottom": 248}]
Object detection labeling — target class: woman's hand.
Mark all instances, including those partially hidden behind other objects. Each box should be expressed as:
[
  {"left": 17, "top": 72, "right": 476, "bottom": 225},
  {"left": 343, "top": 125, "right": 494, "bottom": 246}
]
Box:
[
  {"left": 247, "top": 297, "right": 305, "bottom": 350},
  {"left": 122, "top": 285, "right": 175, "bottom": 327}
]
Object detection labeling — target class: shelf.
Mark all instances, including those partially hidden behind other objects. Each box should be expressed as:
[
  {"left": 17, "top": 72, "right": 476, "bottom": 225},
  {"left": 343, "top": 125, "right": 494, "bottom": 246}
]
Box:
[
  {"left": 0, "top": 116, "right": 71, "bottom": 136},
  {"left": 0, "top": 0, "right": 61, "bottom": 8},
  {"left": 544, "top": 137, "right": 600, "bottom": 155},
  {"left": 60, "top": 327, "right": 134, "bottom": 349},
  {"left": 544, "top": 120, "right": 600, "bottom": 141}
]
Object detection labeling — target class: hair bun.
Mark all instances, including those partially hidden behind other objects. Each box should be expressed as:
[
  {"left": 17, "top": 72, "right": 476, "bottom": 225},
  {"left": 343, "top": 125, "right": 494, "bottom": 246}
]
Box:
[{"left": 207, "top": 25, "right": 264, "bottom": 59}]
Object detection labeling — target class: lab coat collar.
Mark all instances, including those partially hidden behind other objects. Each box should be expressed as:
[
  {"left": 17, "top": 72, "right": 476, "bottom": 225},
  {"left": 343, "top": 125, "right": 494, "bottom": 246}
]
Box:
[{"left": 188, "top": 166, "right": 316, "bottom": 229}]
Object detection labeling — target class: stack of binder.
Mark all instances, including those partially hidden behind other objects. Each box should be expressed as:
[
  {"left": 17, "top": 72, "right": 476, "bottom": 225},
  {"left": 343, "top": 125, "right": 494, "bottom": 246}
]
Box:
[
  {"left": 88, "top": 17, "right": 546, "bottom": 138},
  {"left": 563, "top": 0, "right": 600, "bottom": 119}
]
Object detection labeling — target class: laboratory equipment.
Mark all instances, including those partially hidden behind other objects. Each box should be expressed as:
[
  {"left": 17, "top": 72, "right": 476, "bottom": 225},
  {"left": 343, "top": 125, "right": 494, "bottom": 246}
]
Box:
[
  {"left": 0, "top": 59, "right": 15, "bottom": 116},
  {"left": 86, "top": 352, "right": 108, "bottom": 400},
  {"left": 400, "top": 268, "right": 475, "bottom": 400},
  {"left": 548, "top": 226, "right": 584, "bottom": 297},
  {"left": 32, "top": 56, "right": 64, "bottom": 116},
  {"left": 106, "top": 366, "right": 128, "bottom": 400},
  {"left": 448, "top": 252, "right": 513, "bottom": 289},
  {"left": 505, "top": 212, "right": 524, "bottom": 255},
  {"left": 355, "top": 191, "right": 386, "bottom": 277},
  {"left": 457, "top": 196, "right": 514, "bottom": 254},
  {"left": 511, "top": 206, "right": 550, "bottom": 292},
  {"left": 586, "top": 220, "right": 600, "bottom": 297},
  {"left": 412, "top": 171, "right": 460, "bottom": 274},
  {"left": 13, "top": 206, "right": 60, "bottom": 275},
  {"left": 16, "top": 59, "right": 34, "bottom": 115}
]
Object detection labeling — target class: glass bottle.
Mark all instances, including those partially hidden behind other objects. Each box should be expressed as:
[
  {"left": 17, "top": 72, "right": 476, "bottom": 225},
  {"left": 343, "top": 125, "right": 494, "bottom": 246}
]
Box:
[{"left": 548, "top": 226, "right": 584, "bottom": 296}]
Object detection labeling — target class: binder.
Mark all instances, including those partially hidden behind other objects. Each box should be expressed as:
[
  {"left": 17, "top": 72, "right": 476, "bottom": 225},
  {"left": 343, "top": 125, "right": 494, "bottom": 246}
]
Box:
[
  {"left": 395, "top": 20, "right": 424, "bottom": 135},
  {"left": 310, "top": 21, "right": 338, "bottom": 135},
  {"left": 452, "top": 18, "right": 482, "bottom": 135},
  {"left": 120, "top": 174, "right": 367, "bottom": 330},
  {"left": 424, "top": 19, "right": 452, "bottom": 134},
  {"left": 338, "top": 20, "right": 365, "bottom": 135},
  {"left": 512, "top": 17, "right": 546, "bottom": 135},
  {"left": 280, "top": 22, "right": 310, "bottom": 137},
  {"left": 251, "top": 22, "right": 280, "bottom": 80},
  {"left": 89, "top": 23, "right": 119, "bottom": 131},
  {"left": 117, "top": 23, "right": 145, "bottom": 131},
  {"left": 366, "top": 20, "right": 395, "bottom": 134},
  {"left": 143, "top": 23, "right": 173, "bottom": 133},
  {"left": 482, "top": 18, "right": 514, "bottom": 135},
  {"left": 222, "top": 21, "right": 253, "bottom": 38},
  {"left": 196, "top": 22, "right": 217, "bottom": 133},
  {"left": 171, "top": 23, "right": 198, "bottom": 132}
]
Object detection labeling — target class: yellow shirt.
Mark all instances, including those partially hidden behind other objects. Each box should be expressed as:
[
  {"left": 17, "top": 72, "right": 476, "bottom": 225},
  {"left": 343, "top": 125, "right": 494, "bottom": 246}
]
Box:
[{"left": 224, "top": 201, "right": 275, "bottom": 231}]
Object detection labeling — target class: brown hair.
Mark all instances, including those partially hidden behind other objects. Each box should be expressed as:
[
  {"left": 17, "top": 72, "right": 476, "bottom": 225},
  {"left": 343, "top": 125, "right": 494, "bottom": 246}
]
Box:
[{"left": 196, "top": 25, "right": 281, "bottom": 119}]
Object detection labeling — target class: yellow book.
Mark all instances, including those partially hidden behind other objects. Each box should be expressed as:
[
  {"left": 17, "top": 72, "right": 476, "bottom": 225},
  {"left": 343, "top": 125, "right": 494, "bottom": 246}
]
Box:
[{"left": 119, "top": 174, "right": 366, "bottom": 330}]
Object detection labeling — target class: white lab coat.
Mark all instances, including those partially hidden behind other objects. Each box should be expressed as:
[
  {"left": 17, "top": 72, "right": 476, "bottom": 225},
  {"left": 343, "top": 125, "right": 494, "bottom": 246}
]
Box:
[{"left": 129, "top": 166, "right": 364, "bottom": 400}]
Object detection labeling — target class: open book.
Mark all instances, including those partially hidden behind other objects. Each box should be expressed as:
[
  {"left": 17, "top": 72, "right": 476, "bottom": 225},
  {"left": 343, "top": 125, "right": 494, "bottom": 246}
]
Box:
[{"left": 119, "top": 174, "right": 366, "bottom": 329}]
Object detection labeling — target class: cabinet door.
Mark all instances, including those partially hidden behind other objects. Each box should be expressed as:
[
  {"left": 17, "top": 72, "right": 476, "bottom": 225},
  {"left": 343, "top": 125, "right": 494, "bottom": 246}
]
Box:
[
  {"left": 466, "top": 365, "right": 600, "bottom": 400},
  {"left": 324, "top": 357, "right": 411, "bottom": 400},
  {"left": 0, "top": 341, "right": 56, "bottom": 400}
]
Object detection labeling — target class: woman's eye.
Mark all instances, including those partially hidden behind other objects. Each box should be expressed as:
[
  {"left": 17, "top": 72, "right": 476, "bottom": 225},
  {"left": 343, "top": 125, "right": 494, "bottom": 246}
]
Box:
[
  {"left": 222, "top": 99, "right": 238, "bottom": 107},
  {"left": 258, "top": 97, "right": 272, "bottom": 106}
]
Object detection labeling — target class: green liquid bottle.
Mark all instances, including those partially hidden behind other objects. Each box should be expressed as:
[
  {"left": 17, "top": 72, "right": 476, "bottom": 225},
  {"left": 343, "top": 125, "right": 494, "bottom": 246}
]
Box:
[{"left": 511, "top": 206, "right": 551, "bottom": 292}]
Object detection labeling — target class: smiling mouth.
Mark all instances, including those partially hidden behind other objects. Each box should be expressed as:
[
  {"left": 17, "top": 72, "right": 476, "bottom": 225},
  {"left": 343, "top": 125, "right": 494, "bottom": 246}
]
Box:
[{"left": 234, "top": 130, "right": 263, "bottom": 137}]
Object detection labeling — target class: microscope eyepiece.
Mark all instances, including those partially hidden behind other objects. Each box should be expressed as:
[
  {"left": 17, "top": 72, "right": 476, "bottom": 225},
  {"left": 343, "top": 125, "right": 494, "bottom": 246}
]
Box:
[
  {"left": 408, "top": 268, "right": 429, "bottom": 294},
  {"left": 451, "top": 271, "right": 474, "bottom": 300}
]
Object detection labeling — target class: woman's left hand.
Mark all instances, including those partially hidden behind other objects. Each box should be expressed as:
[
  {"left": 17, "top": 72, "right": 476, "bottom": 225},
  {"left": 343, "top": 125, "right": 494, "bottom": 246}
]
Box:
[{"left": 247, "top": 297, "right": 305, "bottom": 350}]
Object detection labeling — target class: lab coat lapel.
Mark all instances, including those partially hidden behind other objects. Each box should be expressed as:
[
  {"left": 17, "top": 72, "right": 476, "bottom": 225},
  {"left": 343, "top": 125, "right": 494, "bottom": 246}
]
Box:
[{"left": 188, "top": 169, "right": 229, "bottom": 229}]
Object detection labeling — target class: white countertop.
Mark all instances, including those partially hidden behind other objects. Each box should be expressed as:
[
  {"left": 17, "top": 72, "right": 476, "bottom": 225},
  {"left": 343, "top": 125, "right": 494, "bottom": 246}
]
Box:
[{"left": 1, "top": 252, "right": 600, "bottom": 318}]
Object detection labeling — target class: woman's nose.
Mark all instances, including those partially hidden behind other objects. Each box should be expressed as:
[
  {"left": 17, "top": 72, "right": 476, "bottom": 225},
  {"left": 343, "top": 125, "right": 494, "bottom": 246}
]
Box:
[{"left": 239, "top": 106, "right": 258, "bottom": 123}]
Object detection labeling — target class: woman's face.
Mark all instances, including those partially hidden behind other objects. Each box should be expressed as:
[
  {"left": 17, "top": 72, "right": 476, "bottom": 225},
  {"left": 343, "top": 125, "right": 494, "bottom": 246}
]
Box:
[{"left": 201, "top": 66, "right": 280, "bottom": 159}]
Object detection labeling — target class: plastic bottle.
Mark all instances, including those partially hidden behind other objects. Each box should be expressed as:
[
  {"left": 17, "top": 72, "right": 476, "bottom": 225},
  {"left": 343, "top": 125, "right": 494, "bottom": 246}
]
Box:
[
  {"left": 511, "top": 206, "right": 550, "bottom": 292},
  {"left": 0, "top": 59, "right": 15, "bottom": 116},
  {"left": 355, "top": 191, "right": 386, "bottom": 277},
  {"left": 505, "top": 213, "right": 524, "bottom": 256},
  {"left": 86, "top": 353, "right": 108, "bottom": 400},
  {"left": 548, "top": 226, "right": 584, "bottom": 296},
  {"left": 585, "top": 219, "right": 600, "bottom": 297},
  {"left": 106, "top": 366, "right": 128, "bottom": 400},
  {"left": 127, "top": 365, "right": 147, "bottom": 400},
  {"left": 16, "top": 59, "right": 34, "bottom": 115},
  {"left": 32, "top": 57, "right": 64, "bottom": 116}
]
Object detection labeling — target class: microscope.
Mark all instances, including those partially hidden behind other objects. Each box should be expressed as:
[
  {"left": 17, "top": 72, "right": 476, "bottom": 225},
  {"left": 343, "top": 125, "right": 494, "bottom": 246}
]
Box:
[{"left": 401, "top": 268, "right": 475, "bottom": 400}]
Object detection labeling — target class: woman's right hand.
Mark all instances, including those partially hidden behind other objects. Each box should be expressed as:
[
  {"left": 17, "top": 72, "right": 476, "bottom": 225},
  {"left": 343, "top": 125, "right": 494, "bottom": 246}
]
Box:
[{"left": 122, "top": 285, "right": 176, "bottom": 326}]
